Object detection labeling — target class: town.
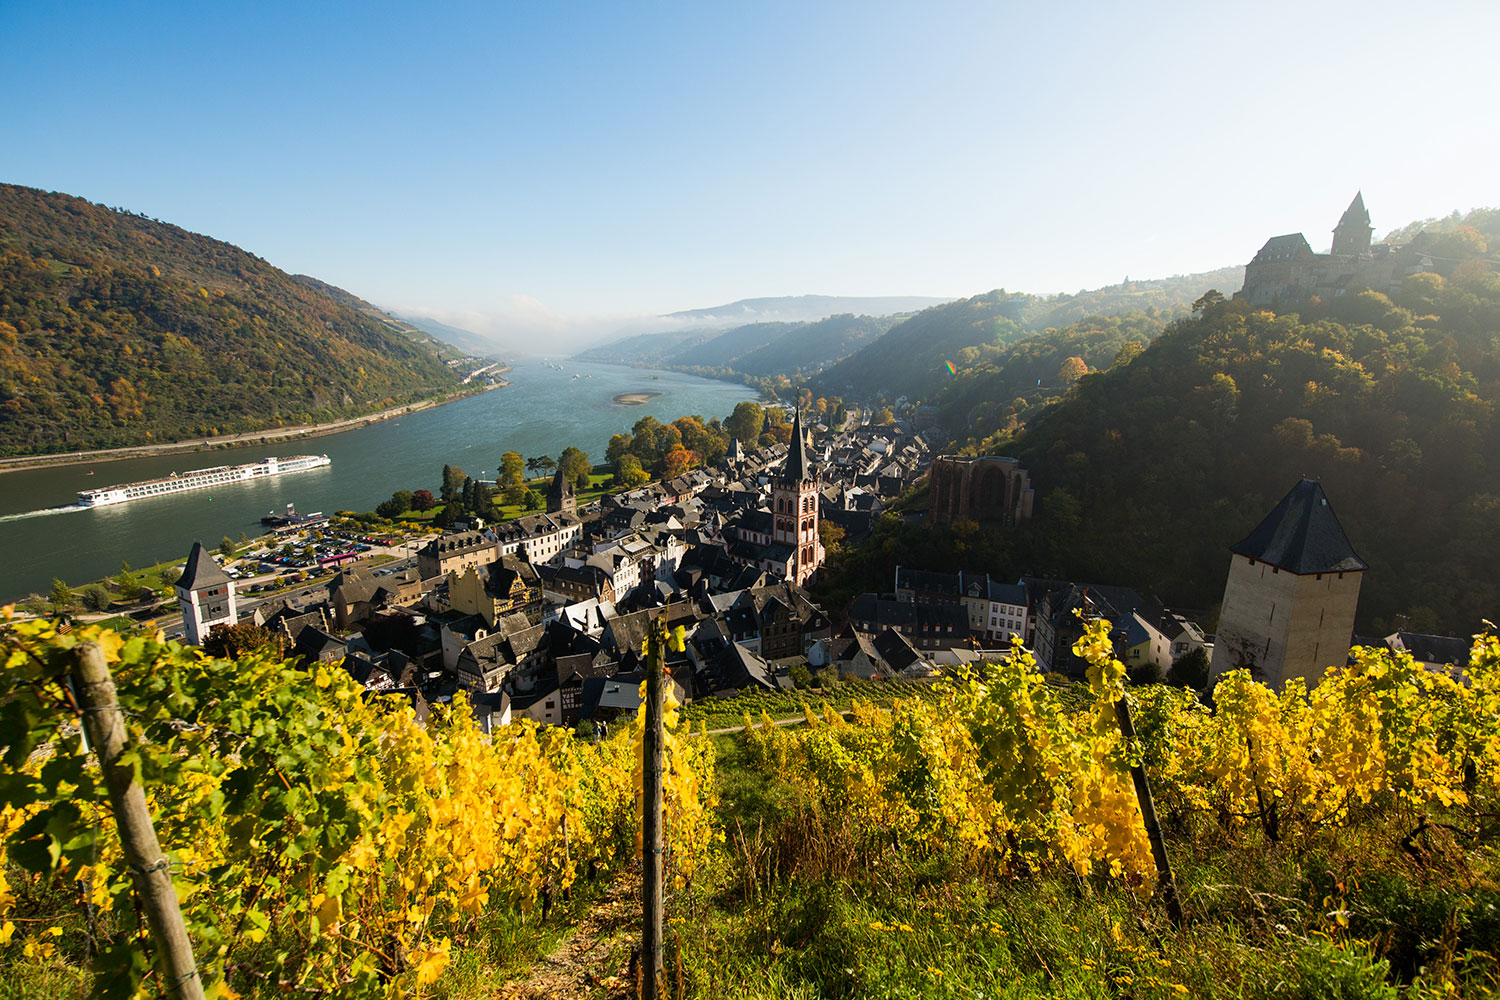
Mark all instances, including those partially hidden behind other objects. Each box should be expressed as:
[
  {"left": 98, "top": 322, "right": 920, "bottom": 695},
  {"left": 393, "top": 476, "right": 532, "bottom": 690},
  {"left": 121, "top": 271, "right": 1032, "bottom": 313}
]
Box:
[{"left": 160, "top": 395, "right": 1468, "bottom": 738}]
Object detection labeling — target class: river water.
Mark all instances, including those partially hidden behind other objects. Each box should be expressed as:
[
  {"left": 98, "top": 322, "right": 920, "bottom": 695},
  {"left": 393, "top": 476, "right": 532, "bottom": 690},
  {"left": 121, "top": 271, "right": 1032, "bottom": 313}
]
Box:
[{"left": 0, "top": 359, "right": 754, "bottom": 601}]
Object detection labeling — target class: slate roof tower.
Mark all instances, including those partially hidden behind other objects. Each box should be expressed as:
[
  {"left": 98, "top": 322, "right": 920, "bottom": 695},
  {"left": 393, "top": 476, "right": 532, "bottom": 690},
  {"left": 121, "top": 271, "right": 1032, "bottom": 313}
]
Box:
[
  {"left": 1331, "top": 191, "right": 1373, "bottom": 257},
  {"left": 1209, "top": 480, "right": 1367, "bottom": 687},
  {"left": 175, "top": 541, "right": 238, "bottom": 646},
  {"left": 547, "top": 465, "right": 576, "bottom": 516}
]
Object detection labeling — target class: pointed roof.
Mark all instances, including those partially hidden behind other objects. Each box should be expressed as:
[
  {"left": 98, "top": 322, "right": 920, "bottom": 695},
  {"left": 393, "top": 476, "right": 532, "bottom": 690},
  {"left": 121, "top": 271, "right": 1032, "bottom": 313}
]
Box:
[
  {"left": 550, "top": 466, "right": 574, "bottom": 496},
  {"left": 1230, "top": 480, "right": 1368, "bottom": 574},
  {"left": 1337, "top": 191, "right": 1370, "bottom": 229},
  {"left": 175, "top": 541, "right": 231, "bottom": 591},
  {"left": 781, "top": 408, "right": 815, "bottom": 482}
]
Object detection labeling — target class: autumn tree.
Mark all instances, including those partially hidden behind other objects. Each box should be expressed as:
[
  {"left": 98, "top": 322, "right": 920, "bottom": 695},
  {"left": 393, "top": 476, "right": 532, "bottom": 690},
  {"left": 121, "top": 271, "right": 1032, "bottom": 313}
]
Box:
[
  {"left": 500, "top": 451, "right": 526, "bottom": 488},
  {"left": 1057, "top": 356, "right": 1089, "bottom": 384},
  {"left": 616, "top": 453, "right": 649, "bottom": 488},
  {"left": 410, "top": 489, "right": 436, "bottom": 511},
  {"left": 661, "top": 448, "right": 699, "bottom": 479},
  {"left": 202, "top": 622, "right": 283, "bottom": 659}
]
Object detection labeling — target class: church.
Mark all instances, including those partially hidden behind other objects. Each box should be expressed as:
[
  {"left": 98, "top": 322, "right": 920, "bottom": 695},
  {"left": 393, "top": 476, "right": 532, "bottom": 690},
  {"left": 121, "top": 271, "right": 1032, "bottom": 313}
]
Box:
[{"left": 1239, "top": 193, "right": 1436, "bottom": 308}]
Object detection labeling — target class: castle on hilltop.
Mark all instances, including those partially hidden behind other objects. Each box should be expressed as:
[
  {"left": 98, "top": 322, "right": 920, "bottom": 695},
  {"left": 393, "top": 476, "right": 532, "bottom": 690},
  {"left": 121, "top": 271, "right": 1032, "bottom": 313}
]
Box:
[{"left": 1239, "top": 193, "right": 1436, "bottom": 307}]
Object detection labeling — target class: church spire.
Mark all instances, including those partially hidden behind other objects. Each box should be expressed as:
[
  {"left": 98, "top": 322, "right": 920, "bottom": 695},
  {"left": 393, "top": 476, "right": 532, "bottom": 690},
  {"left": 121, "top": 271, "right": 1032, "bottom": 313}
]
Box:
[{"left": 782, "top": 408, "right": 814, "bottom": 482}]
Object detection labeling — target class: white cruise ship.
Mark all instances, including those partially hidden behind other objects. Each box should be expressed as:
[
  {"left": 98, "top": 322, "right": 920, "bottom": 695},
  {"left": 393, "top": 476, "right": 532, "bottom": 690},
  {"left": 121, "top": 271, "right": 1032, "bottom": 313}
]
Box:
[{"left": 76, "top": 455, "right": 332, "bottom": 508}]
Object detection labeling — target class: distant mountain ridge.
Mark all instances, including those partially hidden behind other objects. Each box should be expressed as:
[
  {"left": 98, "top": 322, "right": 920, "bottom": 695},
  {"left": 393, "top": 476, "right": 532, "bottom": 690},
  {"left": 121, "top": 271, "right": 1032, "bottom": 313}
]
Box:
[
  {"left": 0, "top": 183, "right": 466, "bottom": 456},
  {"left": 664, "top": 294, "right": 951, "bottom": 325}
]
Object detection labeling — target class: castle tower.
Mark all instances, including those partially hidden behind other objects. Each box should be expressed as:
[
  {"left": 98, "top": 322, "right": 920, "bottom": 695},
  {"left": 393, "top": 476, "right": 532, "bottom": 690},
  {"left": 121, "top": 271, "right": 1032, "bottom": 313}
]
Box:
[
  {"left": 1209, "top": 480, "right": 1367, "bottom": 688},
  {"left": 771, "top": 409, "right": 824, "bottom": 587},
  {"left": 1331, "top": 191, "right": 1373, "bottom": 257},
  {"left": 546, "top": 465, "right": 576, "bottom": 516},
  {"left": 175, "top": 541, "right": 238, "bottom": 646}
]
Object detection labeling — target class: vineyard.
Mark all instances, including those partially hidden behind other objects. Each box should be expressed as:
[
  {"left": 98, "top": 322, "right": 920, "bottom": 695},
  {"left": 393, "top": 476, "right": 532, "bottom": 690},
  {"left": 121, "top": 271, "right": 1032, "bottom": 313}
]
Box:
[{"left": 3, "top": 611, "right": 1500, "bottom": 998}]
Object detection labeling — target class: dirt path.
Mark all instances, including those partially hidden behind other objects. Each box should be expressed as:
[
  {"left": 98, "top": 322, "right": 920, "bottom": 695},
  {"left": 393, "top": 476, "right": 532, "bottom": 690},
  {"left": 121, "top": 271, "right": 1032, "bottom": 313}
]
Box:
[{"left": 503, "top": 867, "right": 642, "bottom": 999}]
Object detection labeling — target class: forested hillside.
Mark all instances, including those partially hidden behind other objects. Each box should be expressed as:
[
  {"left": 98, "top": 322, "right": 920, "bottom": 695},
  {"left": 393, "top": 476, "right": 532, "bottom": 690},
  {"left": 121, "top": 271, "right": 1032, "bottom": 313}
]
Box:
[
  {"left": 1000, "top": 273, "right": 1500, "bottom": 634},
  {"left": 812, "top": 268, "right": 1240, "bottom": 403},
  {"left": 0, "top": 184, "right": 463, "bottom": 456}
]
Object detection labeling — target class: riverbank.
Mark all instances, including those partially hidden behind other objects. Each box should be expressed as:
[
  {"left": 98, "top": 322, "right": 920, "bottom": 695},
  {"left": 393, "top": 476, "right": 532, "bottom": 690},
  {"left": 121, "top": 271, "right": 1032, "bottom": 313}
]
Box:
[{"left": 0, "top": 380, "right": 509, "bottom": 475}]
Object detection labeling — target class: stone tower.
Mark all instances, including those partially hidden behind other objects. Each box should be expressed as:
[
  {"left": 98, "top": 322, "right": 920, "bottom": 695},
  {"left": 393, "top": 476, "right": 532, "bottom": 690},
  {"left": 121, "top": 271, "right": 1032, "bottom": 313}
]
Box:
[
  {"left": 547, "top": 465, "right": 576, "bottom": 516},
  {"left": 1331, "top": 191, "right": 1373, "bottom": 257},
  {"left": 175, "top": 541, "right": 238, "bottom": 646},
  {"left": 771, "top": 410, "right": 824, "bottom": 587},
  {"left": 1209, "top": 480, "right": 1367, "bottom": 688}
]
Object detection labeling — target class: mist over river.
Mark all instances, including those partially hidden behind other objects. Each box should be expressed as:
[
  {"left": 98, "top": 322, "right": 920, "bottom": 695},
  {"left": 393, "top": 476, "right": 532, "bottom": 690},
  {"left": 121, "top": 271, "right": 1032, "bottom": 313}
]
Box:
[{"left": 0, "top": 360, "right": 754, "bottom": 601}]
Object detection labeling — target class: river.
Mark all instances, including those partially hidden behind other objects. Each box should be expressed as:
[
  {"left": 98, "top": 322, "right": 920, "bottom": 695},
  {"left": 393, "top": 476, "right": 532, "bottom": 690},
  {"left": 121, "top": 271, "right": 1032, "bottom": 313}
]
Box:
[{"left": 0, "top": 359, "right": 754, "bottom": 601}]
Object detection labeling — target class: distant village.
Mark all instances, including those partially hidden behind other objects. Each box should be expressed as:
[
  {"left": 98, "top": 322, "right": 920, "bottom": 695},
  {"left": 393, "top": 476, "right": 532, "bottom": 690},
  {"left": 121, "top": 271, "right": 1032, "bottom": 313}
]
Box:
[{"left": 168, "top": 397, "right": 1471, "bottom": 733}]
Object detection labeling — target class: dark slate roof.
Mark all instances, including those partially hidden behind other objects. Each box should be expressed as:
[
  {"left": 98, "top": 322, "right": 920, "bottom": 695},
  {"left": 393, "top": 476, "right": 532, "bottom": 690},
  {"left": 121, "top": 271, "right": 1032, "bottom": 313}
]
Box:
[
  {"left": 176, "top": 541, "right": 231, "bottom": 590},
  {"left": 1252, "top": 233, "right": 1315, "bottom": 263},
  {"left": 1338, "top": 191, "right": 1369, "bottom": 228},
  {"left": 780, "top": 408, "right": 815, "bottom": 483},
  {"left": 1230, "top": 480, "right": 1368, "bottom": 575}
]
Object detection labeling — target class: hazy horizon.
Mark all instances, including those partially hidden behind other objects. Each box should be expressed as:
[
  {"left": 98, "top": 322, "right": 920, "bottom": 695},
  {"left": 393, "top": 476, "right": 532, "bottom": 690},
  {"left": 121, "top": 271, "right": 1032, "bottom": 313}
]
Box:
[{"left": 3, "top": 0, "right": 1496, "bottom": 349}]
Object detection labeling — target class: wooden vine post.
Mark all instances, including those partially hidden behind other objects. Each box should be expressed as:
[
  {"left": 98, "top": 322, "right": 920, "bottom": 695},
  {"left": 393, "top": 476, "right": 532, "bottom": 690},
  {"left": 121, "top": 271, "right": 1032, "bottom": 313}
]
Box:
[
  {"left": 640, "top": 620, "right": 667, "bottom": 998},
  {"left": 1115, "top": 693, "right": 1185, "bottom": 927},
  {"left": 70, "top": 641, "right": 207, "bottom": 1000}
]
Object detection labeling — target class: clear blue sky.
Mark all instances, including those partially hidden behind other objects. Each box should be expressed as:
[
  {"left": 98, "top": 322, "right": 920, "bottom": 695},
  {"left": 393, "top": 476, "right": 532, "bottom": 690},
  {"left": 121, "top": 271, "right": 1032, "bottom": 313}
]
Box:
[{"left": 2, "top": 0, "right": 1496, "bottom": 346}]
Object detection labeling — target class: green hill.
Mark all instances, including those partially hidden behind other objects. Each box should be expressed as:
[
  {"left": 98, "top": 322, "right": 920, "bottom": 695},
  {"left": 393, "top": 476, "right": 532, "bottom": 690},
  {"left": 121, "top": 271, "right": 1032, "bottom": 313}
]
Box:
[
  {"left": 999, "top": 274, "right": 1500, "bottom": 634},
  {"left": 668, "top": 321, "right": 800, "bottom": 368},
  {"left": 730, "top": 313, "right": 899, "bottom": 376},
  {"left": 812, "top": 268, "right": 1243, "bottom": 403},
  {"left": 0, "top": 183, "right": 464, "bottom": 456}
]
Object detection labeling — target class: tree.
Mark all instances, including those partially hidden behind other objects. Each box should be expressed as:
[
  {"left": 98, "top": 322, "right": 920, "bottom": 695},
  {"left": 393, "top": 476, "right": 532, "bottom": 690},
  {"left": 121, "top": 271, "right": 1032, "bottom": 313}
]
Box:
[
  {"left": 220, "top": 536, "right": 237, "bottom": 560},
  {"left": 49, "top": 578, "right": 75, "bottom": 612},
  {"left": 116, "top": 562, "right": 140, "bottom": 596},
  {"left": 875, "top": 407, "right": 895, "bottom": 426},
  {"left": 202, "top": 622, "right": 283, "bottom": 659},
  {"left": 80, "top": 583, "right": 113, "bottom": 611},
  {"left": 819, "top": 520, "right": 845, "bottom": 555},
  {"left": 558, "top": 446, "right": 591, "bottom": 489},
  {"left": 500, "top": 451, "right": 526, "bottom": 489},
  {"left": 606, "top": 434, "right": 634, "bottom": 465},
  {"left": 661, "top": 448, "right": 696, "bottom": 480},
  {"left": 434, "top": 499, "right": 467, "bottom": 529},
  {"left": 1192, "top": 289, "right": 1226, "bottom": 314},
  {"left": 725, "top": 400, "right": 764, "bottom": 444},
  {"left": 523, "top": 489, "right": 543, "bottom": 510},
  {"left": 440, "top": 464, "right": 467, "bottom": 503},
  {"left": 616, "top": 453, "right": 649, "bottom": 488},
  {"left": 376, "top": 489, "right": 414, "bottom": 519},
  {"left": 1168, "top": 648, "right": 1211, "bottom": 691},
  {"left": 504, "top": 483, "right": 527, "bottom": 507},
  {"left": 1057, "top": 356, "right": 1089, "bottom": 384},
  {"left": 411, "top": 489, "right": 436, "bottom": 512}
]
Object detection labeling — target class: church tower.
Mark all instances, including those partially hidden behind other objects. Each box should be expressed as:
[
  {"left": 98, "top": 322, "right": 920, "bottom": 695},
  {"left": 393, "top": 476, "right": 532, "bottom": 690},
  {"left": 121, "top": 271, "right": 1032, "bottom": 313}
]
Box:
[
  {"left": 546, "top": 465, "right": 576, "bottom": 516},
  {"left": 771, "top": 409, "right": 824, "bottom": 587},
  {"left": 175, "top": 541, "right": 238, "bottom": 646},
  {"left": 1331, "top": 191, "right": 1373, "bottom": 256},
  {"left": 1209, "top": 480, "right": 1367, "bottom": 688}
]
